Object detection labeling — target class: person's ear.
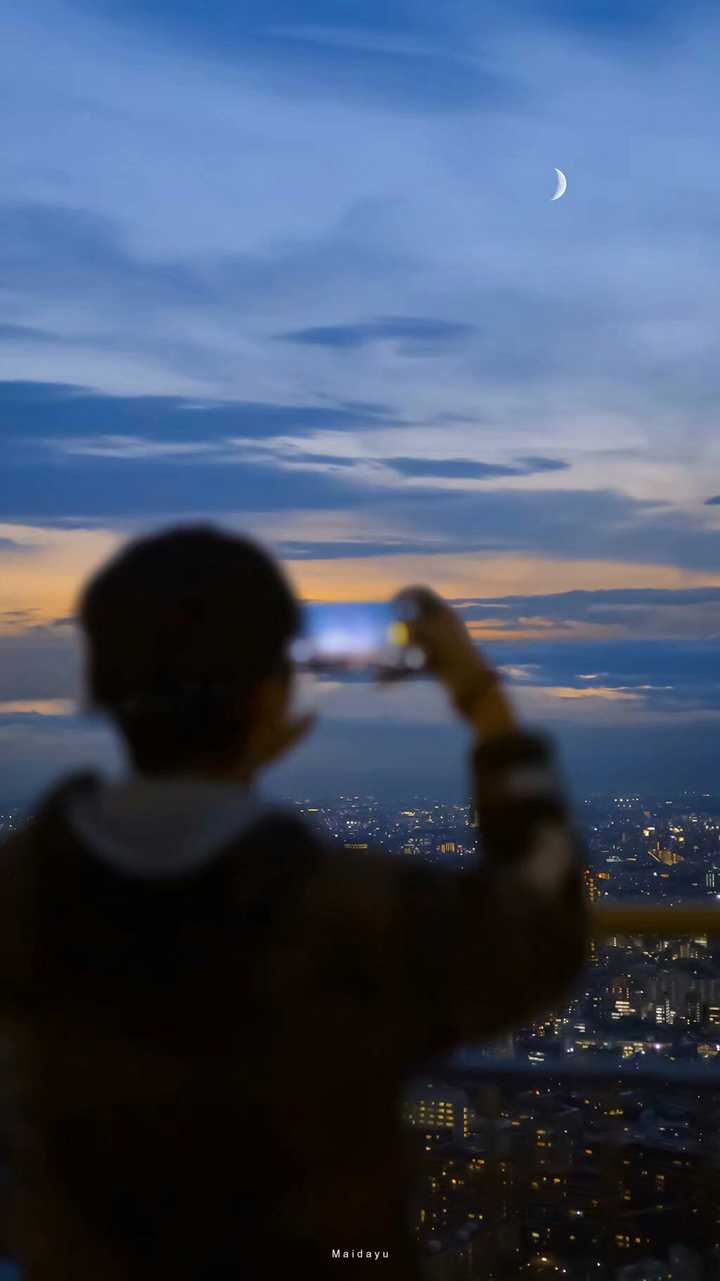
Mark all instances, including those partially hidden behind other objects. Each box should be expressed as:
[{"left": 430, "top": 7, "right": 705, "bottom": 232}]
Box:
[
  {"left": 254, "top": 670, "right": 291, "bottom": 724},
  {"left": 250, "top": 711, "right": 318, "bottom": 770},
  {"left": 244, "top": 675, "right": 316, "bottom": 770},
  {"left": 242, "top": 676, "right": 276, "bottom": 746}
]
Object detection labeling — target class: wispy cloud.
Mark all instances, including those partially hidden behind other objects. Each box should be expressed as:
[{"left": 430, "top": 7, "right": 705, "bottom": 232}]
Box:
[
  {"left": 0, "top": 699, "right": 76, "bottom": 716},
  {"left": 380, "top": 456, "right": 569, "bottom": 479},
  {"left": 542, "top": 685, "right": 642, "bottom": 702},
  {"left": 275, "top": 316, "right": 477, "bottom": 352}
]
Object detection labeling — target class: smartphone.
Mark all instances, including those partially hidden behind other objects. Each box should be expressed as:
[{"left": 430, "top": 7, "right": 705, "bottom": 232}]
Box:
[{"left": 290, "top": 601, "right": 426, "bottom": 677}]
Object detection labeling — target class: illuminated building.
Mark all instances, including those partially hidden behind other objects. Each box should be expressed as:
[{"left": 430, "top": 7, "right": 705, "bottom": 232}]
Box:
[
  {"left": 403, "top": 1084, "right": 472, "bottom": 1145},
  {"left": 649, "top": 841, "right": 683, "bottom": 867}
]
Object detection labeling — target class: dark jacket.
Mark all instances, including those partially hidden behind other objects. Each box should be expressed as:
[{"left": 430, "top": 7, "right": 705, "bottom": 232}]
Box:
[{"left": 0, "top": 729, "right": 588, "bottom": 1280}]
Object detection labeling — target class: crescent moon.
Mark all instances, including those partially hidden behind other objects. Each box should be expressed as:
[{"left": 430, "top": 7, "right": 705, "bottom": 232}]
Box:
[{"left": 551, "top": 168, "right": 567, "bottom": 201}]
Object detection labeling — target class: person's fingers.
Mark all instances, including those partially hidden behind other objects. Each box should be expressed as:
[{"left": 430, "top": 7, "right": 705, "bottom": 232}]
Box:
[
  {"left": 393, "top": 585, "right": 445, "bottom": 621},
  {"left": 393, "top": 585, "right": 454, "bottom": 660},
  {"left": 394, "top": 584, "right": 497, "bottom": 687}
]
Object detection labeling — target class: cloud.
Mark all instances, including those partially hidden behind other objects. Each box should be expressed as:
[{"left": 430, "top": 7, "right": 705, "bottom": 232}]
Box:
[
  {"left": 0, "top": 623, "right": 83, "bottom": 702},
  {"left": 51, "top": 435, "right": 224, "bottom": 460},
  {"left": 0, "top": 379, "right": 405, "bottom": 446},
  {"left": 480, "top": 637, "right": 720, "bottom": 735},
  {"left": 516, "top": 457, "right": 570, "bottom": 474},
  {"left": 274, "top": 316, "right": 477, "bottom": 352},
  {"left": 497, "top": 663, "right": 541, "bottom": 681},
  {"left": 73, "top": 3, "right": 518, "bottom": 115},
  {"left": 2, "top": 0, "right": 720, "bottom": 450},
  {"left": 0, "top": 699, "right": 76, "bottom": 715},
  {"left": 457, "top": 586, "right": 720, "bottom": 640},
  {"left": 0, "top": 608, "right": 44, "bottom": 627},
  {"left": 509, "top": 0, "right": 707, "bottom": 39},
  {"left": 0, "top": 712, "right": 125, "bottom": 807},
  {"left": 541, "top": 685, "right": 642, "bottom": 702},
  {"left": 3, "top": 379, "right": 720, "bottom": 570},
  {"left": 1, "top": 561, "right": 718, "bottom": 732},
  {"left": 0, "top": 538, "right": 32, "bottom": 552},
  {"left": 2, "top": 0, "right": 720, "bottom": 798},
  {"left": 0, "top": 324, "right": 59, "bottom": 344},
  {"left": 381, "top": 456, "right": 569, "bottom": 479},
  {"left": 2, "top": 682, "right": 718, "bottom": 810}
]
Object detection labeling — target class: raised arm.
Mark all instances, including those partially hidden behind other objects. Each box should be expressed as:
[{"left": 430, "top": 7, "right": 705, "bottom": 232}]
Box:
[{"left": 387, "top": 587, "right": 589, "bottom": 1058}]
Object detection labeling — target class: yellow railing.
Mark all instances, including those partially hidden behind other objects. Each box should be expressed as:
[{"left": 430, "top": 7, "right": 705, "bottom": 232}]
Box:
[{"left": 591, "top": 902, "right": 720, "bottom": 936}]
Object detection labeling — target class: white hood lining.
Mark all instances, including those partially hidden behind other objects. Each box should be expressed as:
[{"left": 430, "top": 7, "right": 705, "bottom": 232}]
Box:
[{"left": 67, "top": 776, "right": 287, "bottom": 879}]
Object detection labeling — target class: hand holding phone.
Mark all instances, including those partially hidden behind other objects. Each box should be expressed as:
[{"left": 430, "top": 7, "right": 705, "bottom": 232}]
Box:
[
  {"left": 290, "top": 589, "right": 516, "bottom": 735},
  {"left": 394, "top": 586, "right": 517, "bottom": 734},
  {"left": 290, "top": 601, "right": 426, "bottom": 678}
]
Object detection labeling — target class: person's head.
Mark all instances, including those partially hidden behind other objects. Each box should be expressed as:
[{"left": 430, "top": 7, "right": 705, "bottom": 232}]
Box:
[{"left": 78, "top": 525, "right": 302, "bottom": 779}]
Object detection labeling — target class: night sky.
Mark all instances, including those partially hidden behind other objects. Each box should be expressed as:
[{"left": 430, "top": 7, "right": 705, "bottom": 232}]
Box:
[{"left": 1, "top": 0, "right": 719, "bottom": 804}]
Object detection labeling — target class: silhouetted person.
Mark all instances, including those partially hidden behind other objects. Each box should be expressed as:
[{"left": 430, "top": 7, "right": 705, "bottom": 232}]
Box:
[{"left": 0, "top": 525, "right": 588, "bottom": 1280}]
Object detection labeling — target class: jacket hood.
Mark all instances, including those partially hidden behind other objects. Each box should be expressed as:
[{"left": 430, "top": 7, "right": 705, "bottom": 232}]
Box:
[{"left": 65, "top": 776, "right": 289, "bottom": 879}]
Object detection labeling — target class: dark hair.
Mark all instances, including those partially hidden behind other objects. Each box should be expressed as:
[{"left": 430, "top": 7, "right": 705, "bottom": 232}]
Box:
[{"left": 78, "top": 524, "right": 301, "bottom": 774}]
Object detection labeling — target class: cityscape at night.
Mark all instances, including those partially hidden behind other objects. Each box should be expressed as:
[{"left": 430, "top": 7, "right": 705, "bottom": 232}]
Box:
[
  {"left": 309, "top": 791, "right": 720, "bottom": 1278},
  {"left": 4, "top": 790, "right": 720, "bottom": 1276}
]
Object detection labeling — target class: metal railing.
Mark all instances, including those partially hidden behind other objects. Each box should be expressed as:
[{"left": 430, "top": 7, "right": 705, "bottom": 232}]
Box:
[{"left": 591, "top": 904, "right": 720, "bottom": 937}]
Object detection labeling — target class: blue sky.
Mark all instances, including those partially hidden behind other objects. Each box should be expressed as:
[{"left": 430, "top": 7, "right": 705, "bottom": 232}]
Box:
[{"left": 1, "top": 0, "right": 719, "bottom": 803}]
